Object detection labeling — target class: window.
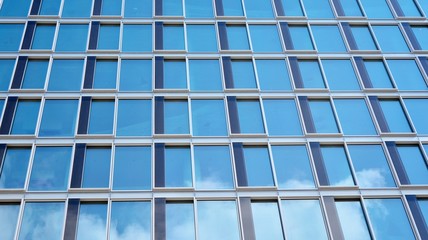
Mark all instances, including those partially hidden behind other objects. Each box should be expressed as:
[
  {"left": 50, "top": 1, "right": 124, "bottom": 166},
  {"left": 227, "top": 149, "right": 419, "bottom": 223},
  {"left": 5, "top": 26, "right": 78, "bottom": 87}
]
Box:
[
  {"left": 307, "top": 100, "right": 339, "bottom": 133},
  {"left": 229, "top": 60, "right": 257, "bottom": 88},
  {"left": 251, "top": 202, "right": 284, "bottom": 239},
  {"left": 98, "top": 25, "right": 120, "bottom": 50},
  {"left": 31, "top": 25, "right": 55, "bottom": 50},
  {"left": 0, "top": 203, "right": 20, "bottom": 240},
  {"left": 122, "top": 25, "right": 152, "bottom": 52},
  {"left": 249, "top": 25, "right": 282, "bottom": 52},
  {"left": 419, "top": 199, "right": 428, "bottom": 226},
  {"left": 334, "top": 99, "right": 376, "bottom": 135},
  {"left": 56, "top": 24, "right": 89, "bottom": 52},
  {"left": 165, "top": 147, "right": 192, "bottom": 187},
  {"left": 338, "top": 0, "right": 363, "bottom": 16},
  {"left": 378, "top": 99, "right": 413, "bottom": 132},
  {"left": 0, "top": 0, "right": 31, "bottom": 17},
  {"left": 113, "top": 146, "right": 151, "bottom": 190},
  {"left": 350, "top": 26, "right": 378, "bottom": 50},
  {"left": 411, "top": 26, "right": 428, "bottom": 50},
  {"left": 28, "top": 146, "right": 72, "bottom": 190},
  {"left": 124, "top": 0, "right": 152, "bottom": 17},
  {"left": 280, "top": 0, "right": 303, "bottom": 16},
  {"left": 396, "top": 145, "right": 428, "bottom": 185},
  {"left": 387, "top": 60, "right": 427, "bottom": 90},
  {"left": 297, "top": 60, "right": 326, "bottom": 88},
  {"left": 271, "top": 145, "right": 315, "bottom": 188},
  {"left": 163, "top": 25, "right": 185, "bottom": 50},
  {"left": 322, "top": 59, "right": 360, "bottom": 90},
  {"left": 197, "top": 201, "right": 240, "bottom": 240},
  {"left": 0, "top": 59, "right": 15, "bottom": 91},
  {"left": 222, "top": 0, "right": 244, "bottom": 16},
  {"left": 235, "top": 100, "right": 265, "bottom": 134},
  {"left": 0, "top": 24, "right": 24, "bottom": 51},
  {"left": 21, "top": 59, "right": 48, "bottom": 89},
  {"left": 189, "top": 60, "right": 222, "bottom": 91},
  {"left": 164, "top": 100, "right": 190, "bottom": 134},
  {"left": 0, "top": 147, "right": 31, "bottom": 188},
  {"left": 242, "top": 146, "right": 274, "bottom": 186},
  {"left": 166, "top": 202, "right": 195, "bottom": 240},
  {"left": 225, "top": 25, "right": 250, "bottom": 50},
  {"left": 62, "top": 0, "right": 92, "bottom": 17},
  {"left": 335, "top": 200, "right": 371, "bottom": 239},
  {"left": 101, "top": 0, "right": 122, "bottom": 15},
  {"left": 110, "top": 202, "right": 151, "bottom": 240},
  {"left": 244, "top": 0, "right": 273, "bottom": 18},
  {"left": 302, "top": 0, "right": 334, "bottom": 18},
  {"left": 39, "top": 100, "right": 79, "bottom": 137},
  {"left": 119, "top": 59, "right": 152, "bottom": 91},
  {"left": 396, "top": 0, "right": 422, "bottom": 16},
  {"left": 359, "top": 0, "right": 393, "bottom": 19},
  {"left": 404, "top": 99, "right": 428, "bottom": 134},
  {"left": 420, "top": 0, "right": 428, "bottom": 17},
  {"left": 185, "top": 0, "right": 213, "bottom": 17},
  {"left": 263, "top": 99, "right": 302, "bottom": 135},
  {"left": 311, "top": 25, "right": 347, "bottom": 52},
  {"left": 163, "top": 60, "right": 186, "bottom": 89},
  {"left": 93, "top": 60, "right": 117, "bottom": 89},
  {"left": 320, "top": 146, "right": 355, "bottom": 186},
  {"left": 11, "top": 100, "right": 41, "bottom": 134},
  {"left": 48, "top": 59, "right": 84, "bottom": 91},
  {"left": 191, "top": 100, "right": 227, "bottom": 136},
  {"left": 162, "top": 0, "right": 183, "bottom": 16},
  {"left": 116, "top": 100, "right": 151, "bottom": 136},
  {"left": 82, "top": 147, "right": 111, "bottom": 188},
  {"left": 39, "top": 0, "right": 61, "bottom": 15},
  {"left": 187, "top": 25, "right": 217, "bottom": 52},
  {"left": 363, "top": 60, "right": 394, "bottom": 88},
  {"left": 256, "top": 60, "right": 291, "bottom": 91},
  {"left": 76, "top": 203, "right": 108, "bottom": 240},
  {"left": 287, "top": 25, "right": 315, "bottom": 50},
  {"left": 372, "top": 26, "right": 409, "bottom": 52},
  {"left": 88, "top": 100, "right": 115, "bottom": 134}
]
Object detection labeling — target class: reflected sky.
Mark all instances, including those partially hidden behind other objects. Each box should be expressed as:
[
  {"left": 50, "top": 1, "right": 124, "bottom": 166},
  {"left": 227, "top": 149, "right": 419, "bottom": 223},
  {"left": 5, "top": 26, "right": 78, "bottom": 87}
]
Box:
[
  {"left": 166, "top": 203, "right": 195, "bottom": 240},
  {"left": 110, "top": 202, "right": 151, "bottom": 240},
  {"left": 76, "top": 203, "right": 107, "bottom": 240},
  {"left": 197, "top": 201, "right": 240, "bottom": 240},
  {"left": 0, "top": 203, "right": 20, "bottom": 240},
  {"left": 252, "top": 202, "right": 284, "bottom": 240},
  {"left": 335, "top": 201, "right": 371, "bottom": 240}
]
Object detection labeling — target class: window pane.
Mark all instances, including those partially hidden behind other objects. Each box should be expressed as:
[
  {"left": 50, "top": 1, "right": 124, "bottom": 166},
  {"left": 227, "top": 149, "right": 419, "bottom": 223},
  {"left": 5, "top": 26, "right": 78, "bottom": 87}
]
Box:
[
  {"left": 334, "top": 99, "right": 376, "bottom": 135},
  {"left": 166, "top": 203, "right": 195, "bottom": 240},
  {"left": 101, "top": 0, "right": 122, "bottom": 15},
  {"left": 312, "top": 25, "right": 347, "bottom": 52},
  {"left": 28, "top": 146, "right": 72, "bottom": 190},
  {"left": 163, "top": 25, "right": 185, "bottom": 50},
  {"left": 98, "top": 25, "right": 120, "bottom": 50},
  {"left": 340, "top": 0, "right": 363, "bottom": 16},
  {"left": 0, "top": 203, "right": 20, "bottom": 240},
  {"left": 110, "top": 202, "right": 151, "bottom": 240},
  {"left": 359, "top": 0, "right": 393, "bottom": 18},
  {"left": 165, "top": 147, "right": 192, "bottom": 187},
  {"left": 192, "top": 100, "right": 227, "bottom": 136},
  {"left": 302, "top": 0, "right": 334, "bottom": 18},
  {"left": 397, "top": 0, "right": 422, "bottom": 16},
  {"left": 251, "top": 202, "right": 284, "bottom": 239},
  {"left": 263, "top": 99, "right": 302, "bottom": 135},
  {"left": 117, "top": 100, "right": 151, "bottom": 136},
  {"left": 0, "top": 0, "right": 31, "bottom": 17},
  {"left": 322, "top": 60, "right": 360, "bottom": 90},
  {"left": 22, "top": 59, "right": 48, "bottom": 89},
  {"left": 197, "top": 201, "right": 240, "bottom": 240},
  {"left": 280, "top": 0, "right": 304, "bottom": 16},
  {"left": 31, "top": 25, "right": 55, "bottom": 49},
  {"left": 62, "top": 0, "right": 92, "bottom": 17},
  {"left": 189, "top": 60, "right": 222, "bottom": 91},
  {"left": 0, "top": 24, "right": 24, "bottom": 51},
  {"left": 272, "top": 145, "right": 315, "bottom": 189},
  {"left": 187, "top": 25, "right": 217, "bottom": 52},
  {"left": 164, "top": 60, "right": 186, "bottom": 89},
  {"left": 164, "top": 100, "right": 189, "bottom": 134},
  {"left": 76, "top": 203, "right": 108, "bottom": 240},
  {"left": 56, "top": 24, "right": 88, "bottom": 52},
  {"left": 243, "top": 147, "right": 274, "bottom": 186},
  {"left": 419, "top": 0, "right": 428, "bottom": 17},
  {"left": 379, "top": 100, "right": 412, "bottom": 132},
  {"left": 230, "top": 60, "right": 257, "bottom": 88},
  {"left": 411, "top": 26, "right": 428, "bottom": 50},
  {"left": 11, "top": 100, "right": 40, "bottom": 134},
  {"left": 19, "top": 202, "right": 65, "bottom": 240},
  {"left": 119, "top": 59, "right": 151, "bottom": 91},
  {"left": 320, "top": 146, "right": 355, "bottom": 186},
  {"left": 0, "top": 59, "right": 15, "bottom": 91},
  {"left": 0, "top": 148, "right": 31, "bottom": 188},
  {"left": 387, "top": 60, "right": 427, "bottom": 90},
  {"left": 372, "top": 26, "right": 409, "bottom": 52},
  {"left": 226, "top": 25, "right": 250, "bottom": 50},
  {"left": 82, "top": 148, "right": 111, "bottom": 188},
  {"left": 298, "top": 60, "right": 326, "bottom": 88},
  {"left": 419, "top": 199, "right": 428, "bottom": 225},
  {"left": 185, "top": 0, "right": 213, "bottom": 17},
  {"left": 223, "top": 0, "right": 244, "bottom": 16},
  {"left": 122, "top": 25, "right": 151, "bottom": 52},
  {"left": 113, "top": 146, "right": 151, "bottom": 190},
  {"left": 124, "top": 0, "right": 152, "bottom": 17},
  {"left": 288, "top": 26, "right": 314, "bottom": 50},
  {"left": 236, "top": 100, "right": 265, "bottom": 134},
  {"left": 396, "top": 145, "right": 428, "bottom": 185},
  {"left": 350, "top": 26, "right": 378, "bottom": 50},
  {"left": 404, "top": 99, "right": 428, "bottom": 134},
  {"left": 335, "top": 201, "right": 371, "bottom": 240},
  {"left": 88, "top": 100, "right": 115, "bottom": 134},
  {"left": 39, "top": 0, "right": 61, "bottom": 15},
  {"left": 39, "top": 100, "right": 78, "bottom": 137},
  {"left": 245, "top": 0, "right": 273, "bottom": 18},
  {"left": 249, "top": 25, "right": 282, "bottom": 52},
  {"left": 93, "top": 60, "right": 117, "bottom": 89},
  {"left": 194, "top": 146, "right": 234, "bottom": 189},
  {"left": 48, "top": 59, "right": 84, "bottom": 91},
  {"left": 256, "top": 60, "right": 291, "bottom": 91},
  {"left": 363, "top": 60, "right": 393, "bottom": 88},
  {"left": 281, "top": 200, "right": 328, "bottom": 240},
  {"left": 365, "top": 198, "right": 415, "bottom": 239},
  {"left": 308, "top": 100, "right": 339, "bottom": 133},
  {"left": 163, "top": 0, "right": 182, "bottom": 15}
]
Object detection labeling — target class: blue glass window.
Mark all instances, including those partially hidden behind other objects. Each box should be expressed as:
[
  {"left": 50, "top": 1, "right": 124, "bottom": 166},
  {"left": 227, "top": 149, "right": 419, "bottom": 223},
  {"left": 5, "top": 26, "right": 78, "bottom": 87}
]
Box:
[
  {"left": 322, "top": 59, "right": 360, "bottom": 90},
  {"left": 249, "top": 25, "right": 282, "bottom": 52},
  {"left": 256, "top": 60, "right": 291, "bottom": 91},
  {"left": 39, "top": 100, "right": 78, "bottom": 137},
  {"left": 244, "top": 0, "right": 273, "bottom": 18},
  {"left": 302, "top": 0, "right": 334, "bottom": 18},
  {"left": 82, "top": 147, "right": 111, "bottom": 188},
  {"left": 0, "top": 24, "right": 24, "bottom": 51},
  {"left": 280, "top": 0, "right": 303, "bottom": 16},
  {"left": 0, "top": 203, "right": 19, "bottom": 240},
  {"left": 98, "top": 25, "right": 120, "bottom": 50},
  {"left": 192, "top": 100, "right": 227, "bottom": 136},
  {"left": 76, "top": 203, "right": 108, "bottom": 240},
  {"left": 189, "top": 60, "right": 222, "bottom": 91},
  {"left": 359, "top": 0, "right": 393, "bottom": 19},
  {"left": 363, "top": 60, "right": 394, "bottom": 88},
  {"left": 39, "top": 0, "right": 61, "bottom": 15},
  {"left": 28, "top": 146, "right": 72, "bottom": 190},
  {"left": 404, "top": 99, "right": 428, "bottom": 134},
  {"left": 410, "top": 26, "right": 428, "bottom": 51},
  {"left": 236, "top": 100, "right": 265, "bottom": 134},
  {"left": 321, "top": 146, "right": 355, "bottom": 186},
  {"left": 113, "top": 146, "right": 151, "bottom": 190},
  {"left": 0, "top": 0, "right": 31, "bottom": 17},
  {"left": 31, "top": 25, "right": 55, "bottom": 50},
  {"left": 339, "top": 0, "right": 363, "bottom": 16},
  {"left": 0, "top": 147, "right": 31, "bottom": 188},
  {"left": 164, "top": 100, "right": 189, "bottom": 134},
  {"left": 165, "top": 147, "right": 192, "bottom": 187},
  {"left": 124, "top": 0, "right": 152, "bottom": 17},
  {"left": 101, "top": 0, "right": 122, "bottom": 15},
  {"left": 122, "top": 25, "right": 152, "bottom": 52},
  {"left": 223, "top": 0, "right": 244, "bottom": 16},
  {"left": 88, "top": 100, "right": 115, "bottom": 134},
  {"left": 110, "top": 202, "right": 151, "bottom": 240},
  {"left": 335, "top": 201, "right": 371, "bottom": 239},
  {"left": 298, "top": 60, "right": 326, "bottom": 88},
  {"left": 163, "top": 0, "right": 183, "bottom": 16},
  {"left": 56, "top": 24, "right": 88, "bottom": 52},
  {"left": 251, "top": 202, "right": 284, "bottom": 239},
  {"left": 11, "top": 100, "right": 40, "bottom": 135},
  {"left": 163, "top": 60, "right": 186, "bottom": 89},
  {"left": 119, "top": 59, "right": 152, "bottom": 91},
  {"left": 187, "top": 25, "right": 217, "bottom": 52},
  {"left": 334, "top": 99, "right": 376, "bottom": 135},
  {"left": 350, "top": 26, "right": 378, "bottom": 50},
  {"left": 263, "top": 99, "right": 302, "bottom": 135},
  {"left": 230, "top": 60, "right": 257, "bottom": 88},
  {"left": 0, "top": 59, "right": 15, "bottom": 91},
  {"left": 93, "top": 60, "right": 117, "bottom": 89},
  {"left": 272, "top": 145, "right": 315, "bottom": 188},
  {"left": 116, "top": 100, "right": 151, "bottom": 136},
  {"left": 308, "top": 100, "right": 339, "bottom": 133},
  {"left": 48, "top": 59, "right": 84, "bottom": 91},
  {"left": 387, "top": 60, "right": 427, "bottom": 90},
  {"left": 396, "top": 145, "right": 428, "bottom": 185},
  {"left": 243, "top": 146, "right": 274, "bottom": 186},
  {"left": 226, "top": 25, "right": 250, "bottom": 50},
  {"left": 418, "top": 199, "right": 428, "bottom": 230},
  {"left": 379, "top": 99, "right": 412, "bottom": 132},
  {"left": 62, "top": 0, "right": 92, "bottom": 17},
  {"left": 185, "top": 0, "right": 213, "bottom": 17},
  {"left": 419, "top": 0, "right": 428, "bottom": 17},
  {"left": 22, "top": 60, "right": 48, "bottom": 89},
  {"left": 163, "top": 25, "right": 185, "bottom": 50},
  {"left": 372, "top": 26, "right": 409, "bottom": 52},
  {"left": 288, "top": 25, "right": 315, "bottom": 50},
  {"left": 311, "top": 25, "right": 347, "bottom": 52},
  {"left": 396, "top": 0, "right": 422, "bottom": 16},
  {"left": 197, "top": 201, "right": 240, "bottom": 240},
  {"left": 166, "top": 203, "right": 195, "bottom": 240}
]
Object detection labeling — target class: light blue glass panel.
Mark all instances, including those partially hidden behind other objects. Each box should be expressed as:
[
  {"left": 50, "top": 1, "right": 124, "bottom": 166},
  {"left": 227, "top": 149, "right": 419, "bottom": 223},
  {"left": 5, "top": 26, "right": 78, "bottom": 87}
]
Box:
[
  {"left": 0, "top": 204, "right": 19, "bottom": 240},
  {"left": 397, "top": 0, "right": 422, "bottom": 16},
  {"left": 11, "top": 100, "right": 40, "bottom": 135},
  {"left": 82, "top": 148, "right": 111, "bottom": 188},
  {"left": 420, "top": 0, "right": 428, "bottom": 17},
  {"left": 281, "top": 200, "right": 328, "bottom": 240},
  {"left": 0, "top": 24, "right": 24, "bottom": 51},
  {"left": 302, "top": 0, "right": 334, "bottom": 18},
  {"left": 40, "top": 0, "right": 61, "bottom": 15},
  {"left": 119, "top": 60, "right": 151, "bottom": 91},
  {"left": 387, "top": 60, "right": 427, "bottom": 90},
  {"left": 322, "top": 60, "right": 360, "bottom": 90},
  {"left": 281, "top": 0, "right": 304, "bottom": 16},
  {"left": 364, "top": 60, "right": 393, "bottom": 88},
  {"left": 365, "top": 199, "right": 415, "bottom": 239},
  {"left": 231, "top": 60, "right": 257, "bottom": 88},
  {"left": 110, "top": 202, "right": 151, "bottom": 240},
  {"left": 397, "top": 145, "right": 428, "bottom": 184},
  {"left": 419, "top": 200, "right": 428, "bottom": 231},
  {"left": 194, "top": 146, "right": 234, "bottom": 189},
  {"left": 164, "top": 101, "right": 189, "bottom": 134},
  {"left": 340, "top": 0, "right": 363, "bottom": 16},
  {"left": 226, "top": 25, "right": 250, "bottom": 50},
  {"left": 76, "top": 203, "right": 107, "bottom": 240},
  {"left": 197, "top": 201, "right": 239, "bottom": 240},
  {"left": 0, "top": 59, "right": 14, "bottom": 91},
  {"left": 288, "top": 26, "right": 314, "bottom": 50},
  {"left": 117, "top": 100, "right": 151, "bottom": 136},
  {"left": 122, "top": 25, "right": 152, "bottom": 52},
  {"left": 351, "top": 26, "right": 378, "bottom": 50},
  {"left": 334, "top": 99, "right": 376, "bottom": 135},
  {"left": 31, "top": 25, "right": 55, "bottom": 49},
  {"left": 166, "top": 203, "right": 195, "bottom": 240},
  {"left": 192, "top": 100, "right": 227, "bottom": 136},
  {"left": 223, "top": 0, "right": 244, "bottom": 16},
  {"left": 88, "top": 100, "right": 115, "bottom": 134},
  {"left": 321, "top": 146, "right": 355, "bottom": 186},
  {"left": 244, "top": 0, "right": 273, "bottom": 18},
  {"left": 165, "top": 147, "right": 192, "bottom": 187},
  {"left": 94, "top": 60, "right": 117, "bottom": 89},
  {"left": 164, "top": 60, "right": 186, "bottom": 89},
  {"left": 412, "top": 26, "right": 428, "bottom": 50},
  {"left": 187, "top": 25, "right": 217, "bottom": 52},
  {"left": 263, "top": 99, "right": 302, "bottom": 136},
  {"left": 243, "top": 147, "right": 274, "bottom": 186},
  {"left": 56, "top": 24, "right": 88, "bottom": 52},
  {"left": 256, "top": 60, "right": 291, "bottom": 91},
  {"left": 22, "top": 60, "right": 48, "bottom": 89},
  {"left": 113, "top": 147, "right": 151, "bottom": 190},
  {"left": 163, "top": 0, "right": 183, "bottom": 15},
  {"left": 185, "top": 0, "right": 213, "bottom": 17},
  {"left": 348, "top": 145, "right": 395, "bottom": 187},
  {"left": 101, "top": 0, "right": 122, "bottom": 15},
  {"left": 237, "top": 100, "right": 265, "bottom": 134},
  {"left": 48, "top": 60, "right": 84, "bottom": 91},
  {"left": 372, "top": 26, "right": 409, "bottom": 52},
  {"left": 163, "top": 25, "right": 185, "bottom": 50},
  {"left": 379, "top": 100, "right": 412, "bottom": 132},
  {"left": 0, "top": 0, "right": 31, "bottom": 16},
  {"left": 298, "top": 60, "right": 326, "bottom": 88},
  {"left": 62, "top": 0, "right": 92, "bottom": 17},
  {"left": 252, "top": 202, "right": 284, "bottom": 239},
  {"left": 189, "top": 60, "right": 222, "bottom": 91},
  {"left": 19, "top": 202, "right": 65, "bottom": 240},
  {"left": 272, "top": 145, "right": 314, "bottom": 188},
  {"left": 0, "top": 148, "right": 31, "bottom": 188},
  {"left": 312, "top": 26, "right": 347, "bottom": 52},
  {"left": 309, "top": 100, "right": 339, "bottom": 133},
  {"left": 28, "top": 147, "right": 72, "bottom": 190},
  {"left": 405, "top": 99, "right": 428, "bottom": 134},
  {"left": 39, "top": 100, "right": 78, "bottom": 137},
  {"left": 125, "top": 0, "right": 152, "bottom": 17},
  {"left": 0, "top": 99, "right": 4, "bottom": 115},
  {"left": 250, "top": 25, "right": 282, "bottom": 52},
  {"left": 360, "top": 0, "right": 393, "bottom": 18},
  {"left": 335, "top": 201, "right": 371, "bottom": 240},
  {"left": 98, "top": 25, "right": 120, "bottom": 50}
]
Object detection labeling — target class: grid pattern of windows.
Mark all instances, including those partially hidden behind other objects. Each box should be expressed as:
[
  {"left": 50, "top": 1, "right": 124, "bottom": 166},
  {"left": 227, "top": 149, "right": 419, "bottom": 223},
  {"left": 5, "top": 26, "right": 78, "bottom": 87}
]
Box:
[{"left": 1, "top": 0, "right": 428, "bottom": 239}]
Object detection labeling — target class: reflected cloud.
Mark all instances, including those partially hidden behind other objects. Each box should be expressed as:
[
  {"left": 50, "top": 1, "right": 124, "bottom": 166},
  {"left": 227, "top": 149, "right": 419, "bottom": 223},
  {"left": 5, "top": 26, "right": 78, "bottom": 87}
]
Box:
[
  {"left": 0, "top": 205, "right": 19, "bottom": 240},
  {"left": 197, "top": 201, "right": 240, "bottom": 240},
  {"left": 110, "top": 223, "right": 150, "bottom": 240},
  {"left": 196, "top": 177, "right": 232, "bottom": 189},
  {"left": 76, "top": 213, "right": 106, "bottom": 240},
  {"left": 19, "top": 203, "right": 64, "bottom": 240},
  {"left": 336, "top": 201, "right": 371, "bottom": 240},
  {"left": 356, "top": 168, "right": 386, "bottom": 187},
  {"left": 280, "top": 179, "right": 314, "bottom": 189}
]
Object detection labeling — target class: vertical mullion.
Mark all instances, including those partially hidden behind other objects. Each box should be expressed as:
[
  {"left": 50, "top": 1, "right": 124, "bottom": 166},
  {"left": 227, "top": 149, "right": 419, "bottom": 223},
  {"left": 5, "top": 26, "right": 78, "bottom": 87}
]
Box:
[
  {"left": 389, "top": 0, "right": 405, "bottom": 17},
  {"left": 63, "top": 199, "right": 80, "bottom": 240},
  {"left": 21, "top": 21, "right": 36, "bottom": 50},
  {"left": 402, "top": 23, "right": 422, "bottom": 50},
  {"left": 273, "top": 0, "right": 285, "bottom": 16},
  {"left": 239, "top": 197, "right": 256, "bottom": 240},
  {"left": 323, "top": 197, "right": 345, "bottom": 240},
  {"left": 222, "top": 57, "right": 234, "bottom": 88},
  {"left": 77, "top": 97, "right": 92, "bottom": 135},
  {"left": 289, "top": 57, "right": 304, "bottom": 88},
  {"left": 368, "top": 96, "right": 390, "bottom": 132},
  {"left": 218, "top": 22, "right": 229, "bottom": 50},
  {"left": 385, "top": 141, "right": 411, "bottom": 185},
  {"left": 280, "top": 22, "right": 295, "bottom": 50},
  {"left": 298, "top": 96, "right": 316, "bottom": 133},
  {"left": 0, "top": 97, "right": 18, "bottom": 135},
  {"left": 309, "top": 142, "right": 330, "bottom": 186},
  {"left": 155, "top": 143, "right": 165, "bottom": 187},
  {"left": 227, "top": 96, "right": 241, "bottom": 134},
  {"left": 155, "top": 22, "right": 163, "bottom": 50},
  {"left": 93, "top": 0, "right": 102, "bottom": 15},
  {"left": 341, "top": 22, "right": 358, "bottom": 50},
  {"left": 0, "top": 144, "right": 6, "bottom": 169},
  {"left": 11, "top": 56, "right": 28, "bottom": 89},
  {"left": 215, "top": 0, "right": 224, "bottom": 16},
  {"left": 155, "top": 97, "right": 164, "bottom": 134},
  {"left": 155, "top": 198, "right": 166, "bottom": 240},
  {"left": 406, "top": 195, "right": 428, "bottom": 240},
  {"left": 30, "top": 0, "right": 42, "bottom": 15},
  {"left": 155, "top": 57, "right": 164, "bottom": 89},
  {"left": 232, "top": 142, "right": 248, "bottom": 187},
  {"left": 88, "top": 22, "right": 100, "bottom": 50},
  {"left": 70, "top": 144, "right": 86, "bottom": 188},
  {"left": 83, "top": 56, "right": 96, "bottom": 89},
  {"left": 354, "top": 57, "right": 374, "bottom": 88}
]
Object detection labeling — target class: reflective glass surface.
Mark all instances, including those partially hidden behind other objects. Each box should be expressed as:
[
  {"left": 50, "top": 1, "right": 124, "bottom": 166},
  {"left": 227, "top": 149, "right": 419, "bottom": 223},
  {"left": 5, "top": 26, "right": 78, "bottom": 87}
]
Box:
[
  {"left": 189, "top": 60, "right": 222, "bottom": 91},
  {"left": 39, "top": 100, "right": 78, "bottom": 137},
  {"left": 101, "top": 0, "right": 122, "bottom": 15},
  {"left": 308, "top": 100, "right": 339, "bottom": 133},
  {"left": 197, "top": 201, "right": 240, "bottom": 240},
  {"left": 226, "top": 25, "right": 250, "bottom": 50},
  {"left": 119, "top": 59, "right": 152, "bottom": 91},
  {"left": 48, "top": 59, "right": 84, "bottom": 91},
  {"left": 39, "top": 0, "right": 61, "bottom": 15},
  {"left": 0, "top": 203, "right": 20, "bottom": 240},
  {"left": 412, "top": 26, "right": 428, "bottom": 50},
  {"left": 98, "top": 25, "right": 120, "bottom": 50},
  {"left": 31, "top": 25, "right": 55, "bottom": 49},
  {"left": 110, "top": 202, "right": 151, "bottom": 240},
  {"left": 322, "top": 60, "right": 360, "bottom": 90},
  {"left": 236, "top": 100, "right": 265, "bottom": 134},
  {"left": 22, "top": 60, "right": 48, "bottom": 89},
  {"left": 298, "top": 60, "right": 326, "bottom": 88},
  {"left": 93, "top": 60, "right": 117, "bottom": 89},
  {"left": 122, "top": 25, "right": 152, "bottom": 52},
  {"left": 56, "top": 24, "right": 88, "bottom": 52},
  {"left": 280, "top": 0, "right": 304, "bottom": 16},
  {"left": 164, "top": 100, "right": 189, "bottom": 134},
  {"left": 0, "top": 148, "right": 31, "bottom": 188},
  {"left": 256, "top": 60, "right": 291, "bottom": 90},
  {"left": 163, "top": 0, "right": 183, "bottom": 16},
  {"left": 230, "top": 60, "right": 257, "bottom": 88},
  {"left": 164, "top": 60, "right": 186, "bottom": 89},
  {"left": 387, "top": 60, "right": 427, "bottom": 90},
  {"left": 334, "top": 99, "right": 376, "bottom": 135},
  {"left": 163, "top": 25, "right": 185, "bottom": 50},
  {"left": 404, "top": 99, "right": 428, "bottom": 134},
  {"left": 419, "top": 199, "right": 428, "bottom": 225},
  {"left": 397, "top": 0, "right": 422, "bottom": 16},
  {"left": 359, "top": 0, "right": 393, "bottom": 18},
  {"left": 379, "top": 100, "right": 412, "bottom": 132},
  {"left": 252, "top": 202, "right": 284, "bottom": 239},
  {"left": 124, "top": 0, "right": 152, "bottom": 17},
  {"left": 311, "top": 25, "right": 347, "bottom": 52},
  {"left": 117, "top": 100, "right": 151, "bottom": 136},
  {"left": 62, "top": 0, "right": 92, "bottom": 17},
  {"left": 192, "top": 100, "right": 227, "bottom": 136},
  {"left": 363, "top": 60, "right": 393, "bottom": 88},
  {"left": 0, "top": 0, "right": 31, "bottom": 17},
  {"left": 302, "top": 0, "right": 334, "bottom": 18},
  {"left": 244, "top": 0, "right": 273, "bottom": 18},
  {"left": 165, "top": 147, "right": 192, "bottom": 187},
  {"left": 372, "top": 26, "right": 409, "bottom": 52},
  {"left": 185, "top": 0, "right": 213, "bottom": 17},
  {"left": 88, "top": 100, "right": 115, "bottom": 134},
  {"left": 396, "top": 145, "right": 428, "bottom": 184},
  {"left": 0, "top": 24, "right": 24, "bottom": 51},
  {"left": 223, "top": 0, "right": 244, "bottom": 16},
  {"left": 243, "top": 147, "right": 274, "bottom": 186},
  {"left": 288, "top": 26, "right": 314, "bottom": 50},
  {"left": 263, "top": 99, "right": 302, "bottom": 135},
  {"left": 321, "top": 146, "right": 355, "bottom": 186},
  {"left": 166, "top": 203, "right": 195, "bottom": 240},
  {"left": 113, "top": 146, "right": 151, "bottom": 190},
  {"left": 335, "top": 201, "right": 371, "bottom": 240},
  {"left": 187, "top": 25, "right": 217, "bottom": 52},
  {"left": 82, "top": 148, "right": 111, "bottom": 188},
  {"left": 76, "top": 203, "right": 108, "bottom": 240},
  {"left": 340, "top": 0, "right": 363, "bottom": 16},
  {"left": 0, "top": 59, "right": 15, "bottom": 91},
  {"left": 351, "top": 26, "right": 378, "bottom": 50},
  {"left": 249, "top": 25, "right": 282, "bottom": 52},
  {"left": 11, "top": 100, "right": 40, "bottom": 134}
]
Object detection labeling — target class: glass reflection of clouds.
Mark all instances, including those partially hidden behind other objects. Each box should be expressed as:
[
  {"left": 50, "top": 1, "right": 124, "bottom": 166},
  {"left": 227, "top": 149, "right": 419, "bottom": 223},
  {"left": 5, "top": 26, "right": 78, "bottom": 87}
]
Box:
[
  {"left": 110, "top": 202, "right": 151, "bottom": 240},
  {"left": 0, "top": 203, "right": 20, "bottom": 240},
  {"left": 166, "top": 203, "right": 195, "bottom": 240},
  {"left": 197, "top": 201, "right": 240, "bottom": 240},
  {"left": 335, "top": 201, "right": 371, "bottom": 240},
  {"left": 251, "top": 202, "right": 284, "bottom": 240},
  {"left": 76, "top": 203, "right": 107, "bottom": 240}
]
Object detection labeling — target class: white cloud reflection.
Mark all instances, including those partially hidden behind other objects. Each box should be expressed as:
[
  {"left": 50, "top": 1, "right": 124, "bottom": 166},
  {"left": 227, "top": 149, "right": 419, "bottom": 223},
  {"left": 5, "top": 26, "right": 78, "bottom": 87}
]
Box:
[
  {"left": 0, "top": 205, "right": 19, "bottom": 240},
  {"left": 110, "top": 222, "right": 150, "bottom": 240},
  {"left": 76, "top": 213, "right": 107, "bottom": 240}
]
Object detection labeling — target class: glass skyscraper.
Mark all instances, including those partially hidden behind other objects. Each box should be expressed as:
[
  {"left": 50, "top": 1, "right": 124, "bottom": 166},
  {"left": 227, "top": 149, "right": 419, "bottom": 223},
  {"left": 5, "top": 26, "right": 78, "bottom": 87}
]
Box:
[{"left": 0, "top": 0, "right": 428, "bottom": 239}]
